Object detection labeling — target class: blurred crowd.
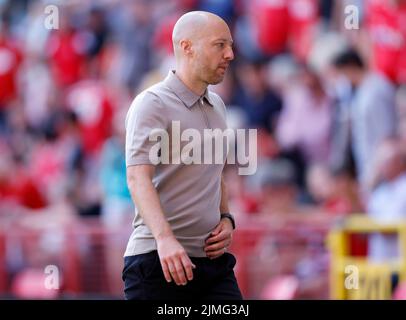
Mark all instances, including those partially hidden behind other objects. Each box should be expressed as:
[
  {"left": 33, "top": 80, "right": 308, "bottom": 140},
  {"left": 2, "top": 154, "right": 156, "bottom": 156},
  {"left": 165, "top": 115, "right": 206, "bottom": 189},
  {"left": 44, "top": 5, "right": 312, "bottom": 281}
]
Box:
[
  {"left": 1, "top": 0, "right": 406, "bottom": 232},
  {"left": 0, "top": 0, "right": 406, "bottom": 298}
]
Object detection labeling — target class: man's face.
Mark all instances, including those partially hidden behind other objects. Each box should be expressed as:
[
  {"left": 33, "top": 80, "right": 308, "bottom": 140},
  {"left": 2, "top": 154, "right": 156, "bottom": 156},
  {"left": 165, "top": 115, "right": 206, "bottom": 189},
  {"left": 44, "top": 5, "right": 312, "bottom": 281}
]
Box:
[
  {"left": 335, "top": 66, "right": 359, "bottom": 87},
  {"left": 192, "top": 22, "right": 234, "bottom": 85}
]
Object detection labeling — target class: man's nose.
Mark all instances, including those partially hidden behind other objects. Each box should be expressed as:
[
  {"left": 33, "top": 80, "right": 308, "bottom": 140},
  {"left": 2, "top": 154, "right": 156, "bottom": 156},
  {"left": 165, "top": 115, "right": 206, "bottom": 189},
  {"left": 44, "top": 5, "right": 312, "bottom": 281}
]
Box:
[{"left": 224, "top": 46, "right": 234, "bottom": 61}]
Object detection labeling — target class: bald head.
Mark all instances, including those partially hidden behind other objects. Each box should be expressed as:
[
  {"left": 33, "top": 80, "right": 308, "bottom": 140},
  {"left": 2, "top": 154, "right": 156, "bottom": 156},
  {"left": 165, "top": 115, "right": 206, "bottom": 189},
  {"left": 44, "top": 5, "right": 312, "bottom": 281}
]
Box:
[
  {"left": 171, "top": 11, "right": 234, "bottom": 90},
  {"left": 172, "top": 11, "right": 230, "bottom": 60}
]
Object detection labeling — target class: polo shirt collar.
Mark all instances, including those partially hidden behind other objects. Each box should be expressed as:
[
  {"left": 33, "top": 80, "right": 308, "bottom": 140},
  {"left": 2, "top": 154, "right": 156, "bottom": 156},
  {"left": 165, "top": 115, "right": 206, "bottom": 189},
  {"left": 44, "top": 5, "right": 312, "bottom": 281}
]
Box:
[{"left": 164, "top": 70, "right": 213, "bottom": 108}]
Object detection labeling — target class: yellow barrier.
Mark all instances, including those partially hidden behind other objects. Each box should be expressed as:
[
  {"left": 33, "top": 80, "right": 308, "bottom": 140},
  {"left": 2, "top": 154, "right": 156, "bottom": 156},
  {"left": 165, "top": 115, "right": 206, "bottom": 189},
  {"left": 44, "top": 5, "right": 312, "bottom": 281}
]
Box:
[{"left": 328, "top": 214, "right": 406, "bottom": 299}]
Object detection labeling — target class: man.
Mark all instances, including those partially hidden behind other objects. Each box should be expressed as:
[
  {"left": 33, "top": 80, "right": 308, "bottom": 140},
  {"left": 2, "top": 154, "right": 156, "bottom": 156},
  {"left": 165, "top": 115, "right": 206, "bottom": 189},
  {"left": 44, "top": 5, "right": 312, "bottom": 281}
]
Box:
[
  {"left": 367, "top": 138, "right": 406, "bottom": 263},
  {"left": 332, "top": 49, "right": 397, "bottom": 194},
  {"left": 122, "top": 11, "right": 242, "bottom": 300}
]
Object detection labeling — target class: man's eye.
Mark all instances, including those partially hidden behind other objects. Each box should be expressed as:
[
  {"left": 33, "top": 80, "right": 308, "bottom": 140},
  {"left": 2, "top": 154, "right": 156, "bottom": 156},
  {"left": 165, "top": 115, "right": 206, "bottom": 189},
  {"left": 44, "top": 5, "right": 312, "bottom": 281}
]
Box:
[{"left": 216, "top": 43, "right": 225, "bottom": 48}]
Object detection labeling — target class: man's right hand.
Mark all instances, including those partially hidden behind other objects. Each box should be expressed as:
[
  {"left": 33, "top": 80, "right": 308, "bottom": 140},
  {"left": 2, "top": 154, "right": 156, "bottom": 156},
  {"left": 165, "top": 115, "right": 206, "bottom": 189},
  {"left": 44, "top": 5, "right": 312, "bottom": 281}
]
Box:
[{"left": 156, "top": 236, "right": 196, "bottom": 286}]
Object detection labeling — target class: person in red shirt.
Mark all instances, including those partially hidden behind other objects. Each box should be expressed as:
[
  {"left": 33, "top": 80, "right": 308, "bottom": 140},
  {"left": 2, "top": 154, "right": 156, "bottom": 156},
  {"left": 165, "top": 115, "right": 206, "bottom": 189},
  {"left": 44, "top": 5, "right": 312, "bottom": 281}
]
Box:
[
  {"left": 46, "top": 14, "right": 86, "bottom": 88},
  {"left": 65, "top": 80, "right": 113, "bottom": 156},
  {"left": 0, "top": 20, "right": 23, "bottom": 110},
  {"left": 288, "top": 0, "right": 319, "bottom": 62},
  {"left": 365, "top": 0, "right": 406, "bottom": 84},
  {"left": 248, "top": 0, "right": 319, "bottom": 61},
  {"left": 251, "top": 0, "right": 290, "bottom": 55},
  {"left": 0, "top": 154, "right": 47, "bottom": 210}
]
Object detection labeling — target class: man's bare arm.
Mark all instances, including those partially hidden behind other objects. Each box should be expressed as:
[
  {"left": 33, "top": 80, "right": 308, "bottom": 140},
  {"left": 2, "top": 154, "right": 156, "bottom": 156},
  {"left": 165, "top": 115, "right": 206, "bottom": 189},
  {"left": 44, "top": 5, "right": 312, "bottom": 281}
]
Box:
[
  {"left": 127, "top": 165, "right": 172, "bottom": 240},
  {"left": 127, "top": 165, "right": 195, "bottom": 285},
  {"left": 204, "top": 174, "right": 234, "bottom": 258},
  {"left": 219, "top": 174, "right": 230, "bottom": 214}
]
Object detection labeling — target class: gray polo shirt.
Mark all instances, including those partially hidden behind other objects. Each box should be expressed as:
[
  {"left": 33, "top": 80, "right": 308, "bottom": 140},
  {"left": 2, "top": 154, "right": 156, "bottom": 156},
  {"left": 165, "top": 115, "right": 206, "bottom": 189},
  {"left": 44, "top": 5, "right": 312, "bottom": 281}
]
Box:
[{"left": 124, "top": 70, "right": 228, "bottom": 257}]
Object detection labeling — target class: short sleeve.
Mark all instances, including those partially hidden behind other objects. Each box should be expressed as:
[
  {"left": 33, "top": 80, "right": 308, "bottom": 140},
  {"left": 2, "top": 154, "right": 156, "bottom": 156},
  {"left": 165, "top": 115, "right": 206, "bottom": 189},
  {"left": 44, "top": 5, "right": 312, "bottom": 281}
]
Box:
[{"left": 125, "top": 91, "right": 168, "bottom": 167}]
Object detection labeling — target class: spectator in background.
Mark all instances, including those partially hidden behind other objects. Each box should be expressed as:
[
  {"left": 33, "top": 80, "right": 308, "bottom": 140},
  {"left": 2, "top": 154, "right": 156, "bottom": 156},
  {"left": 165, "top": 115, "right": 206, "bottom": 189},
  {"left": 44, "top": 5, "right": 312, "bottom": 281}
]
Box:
[
  {"left": 364, "top": 0, "right": 406, "bottom": 84},
  {"left": 223, "top": 164, "right": 260, "bottom": 215},
  {"left": 332, "top": 48, "right": 398, "bottom": 194},
  {"left": 367, "top": 138, "right": 406, "bottom": 262},
  {"left": 112, "top": 0, "right": 155, "bottom": 91},
  {"left": 20, "top": 53, "right": 54, "bottom": 132},
  {"left": 198, "top": 0, "right": 235, "bottom": 23},
  {"left": 0, "top": 15, "right": 22, "bottom": 131},
  {"left": 99, "top": 107, "right": 132, "bottom": 228},
  {"left": 100, "top": 106, "right": 133, "bottom": 295},
  {"left": 276, "top": 66, "right": 333, "bottom": 166},
  {"left": 396, "top": 86, "right": 406, "bottom": 143},
  {"left": 234, "top": 60, "right": 282, "bottom": 134},
  {"left": 250, "top": 0, "right": 290, "bottom": 56},
  {"left": 28, "top": 128, "right": 69, "bottom": 205},
  {"left": 306, "top": 164, "right": 362, "bottom": 215},
  {"left": 248, "top": 158, "right": 300, "bottom": 215},
  {"left": 45, "top": 10, "right": 87, "bottom": 88},
  {"left": 64, "top": 69, "right": 114, "bottom": 157},
  {"left": 2, "top": 101, "right": 31, "bottom": 161},
  {"left": 0, "top": 151, "right": 46, "bottom": 210},
  {"left": 287, "top": 0, "right": 319, "bottom": 62},
  {"left": 244, "top": 0, "right": 319, "bottom": 61},
  {"left": 327, "top": 68, "right": 355, "bottom": 182},
  {"left": 83, "top": 7, "right": 109, "bottom": 59}
]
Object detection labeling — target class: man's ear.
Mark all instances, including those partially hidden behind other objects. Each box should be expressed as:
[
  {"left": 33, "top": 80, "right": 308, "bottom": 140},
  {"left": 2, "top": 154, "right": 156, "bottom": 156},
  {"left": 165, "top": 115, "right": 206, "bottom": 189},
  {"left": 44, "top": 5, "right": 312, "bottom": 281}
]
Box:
[{"left": 180, "top": 39, "right": 193, "bottom": 57}]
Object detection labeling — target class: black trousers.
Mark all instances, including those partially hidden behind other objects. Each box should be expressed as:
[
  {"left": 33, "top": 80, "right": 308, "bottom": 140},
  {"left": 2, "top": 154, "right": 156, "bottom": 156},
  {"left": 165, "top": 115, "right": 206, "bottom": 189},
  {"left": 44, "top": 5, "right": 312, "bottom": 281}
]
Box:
[{"left": 122, "top": 250, "right": 243, "bottom": 300}]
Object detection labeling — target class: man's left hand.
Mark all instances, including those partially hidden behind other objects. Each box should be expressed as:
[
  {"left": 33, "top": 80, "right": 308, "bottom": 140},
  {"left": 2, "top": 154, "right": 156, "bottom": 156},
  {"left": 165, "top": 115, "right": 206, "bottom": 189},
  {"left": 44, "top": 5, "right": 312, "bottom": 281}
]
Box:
[{"left": 204, "top": 217, "right": 233, "bottom": 259}]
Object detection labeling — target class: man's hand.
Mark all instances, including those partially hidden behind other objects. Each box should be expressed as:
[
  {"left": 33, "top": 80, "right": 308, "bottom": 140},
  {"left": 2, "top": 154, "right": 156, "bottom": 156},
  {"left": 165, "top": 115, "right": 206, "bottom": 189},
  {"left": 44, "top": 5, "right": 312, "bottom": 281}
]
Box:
[
  {"left": 204, "top": 217, "right": 234, "bottom": 259},
  {"left": 157, "top": 235, "right": 196, "bottom": 286},
  {"left": 127, "top": 165, "right": 196, "bottom": 286}
]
